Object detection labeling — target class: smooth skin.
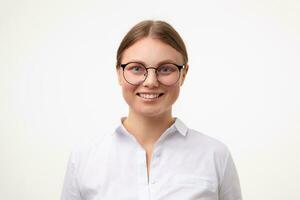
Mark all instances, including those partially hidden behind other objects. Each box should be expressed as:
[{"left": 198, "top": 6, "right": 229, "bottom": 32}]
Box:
[{"left": 116, "top": 37, "right": 189, "bottom": 181}]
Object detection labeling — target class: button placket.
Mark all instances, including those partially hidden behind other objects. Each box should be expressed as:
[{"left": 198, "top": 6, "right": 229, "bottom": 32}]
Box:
[
  {"left": 137, "top": 147, "right": 148, "bottom": 185},
  {"left": 148, "top": 144, "right": 162, "bottom": 189},
  {"left": 138, "top": 127, "right": 174, "bottom": 199}
]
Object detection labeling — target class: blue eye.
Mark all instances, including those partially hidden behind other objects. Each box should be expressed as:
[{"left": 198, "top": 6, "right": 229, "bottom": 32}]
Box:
[
  {"left": 158, "top": 65, "right": 176, "bottom": 74},
  {"left": 132, "top": 66, "right": 142, "bottom": 71},
  {"left": 126, "top": 63, "right": 146, "bottom": 74}
]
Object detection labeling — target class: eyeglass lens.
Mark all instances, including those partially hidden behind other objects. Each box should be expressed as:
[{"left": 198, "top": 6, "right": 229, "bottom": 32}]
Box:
[{"left": 123, "top": 62, "right": 180, "bottom": 85}]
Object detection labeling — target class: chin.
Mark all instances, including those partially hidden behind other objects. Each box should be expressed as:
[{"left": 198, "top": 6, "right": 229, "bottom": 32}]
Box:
[
  {"left": 136, "top": 109, "right": 162, "bottom": 117},
  {"left": 139, "top": 113, "right": 160, "bottom": 118},
  {"left": 135, "top": 106, "right": 172, "bottom": 118}
]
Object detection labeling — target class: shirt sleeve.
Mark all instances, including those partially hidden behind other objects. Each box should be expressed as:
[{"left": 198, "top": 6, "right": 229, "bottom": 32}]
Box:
[
  {"left": 219, "top": 151, "right": 242, "bottom": 200},
  {"left": 60, "top": 150, "right": 82, "bottom": 200}
]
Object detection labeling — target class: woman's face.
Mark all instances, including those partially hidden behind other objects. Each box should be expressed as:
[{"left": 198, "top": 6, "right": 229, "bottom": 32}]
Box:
[{"left": 117, "top": 37, "right": 188, "bottom": 118}]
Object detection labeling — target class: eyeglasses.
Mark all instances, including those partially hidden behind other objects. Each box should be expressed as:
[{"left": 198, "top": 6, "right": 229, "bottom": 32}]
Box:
[{"left": 120, "top": 62, "right": 185, "bottom": 86}]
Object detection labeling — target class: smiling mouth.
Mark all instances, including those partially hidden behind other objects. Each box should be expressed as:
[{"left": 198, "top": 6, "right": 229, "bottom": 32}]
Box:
[{"left": 136, "top": 93, "right": 164, "bottom": 99}]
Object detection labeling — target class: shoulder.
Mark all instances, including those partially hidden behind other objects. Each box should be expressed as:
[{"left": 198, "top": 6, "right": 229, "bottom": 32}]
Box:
[
  {"left": 175, "top": 118, "right": 229, "bottom": 154},
  {"left": 69, "top": 133, "right": 113, "bottom": 166},
  {"left": 186, "top": 128, "right": 231, "bottom": 160},
  {"left": 185, "top": 128, "right": 234, "bottom": 181}
]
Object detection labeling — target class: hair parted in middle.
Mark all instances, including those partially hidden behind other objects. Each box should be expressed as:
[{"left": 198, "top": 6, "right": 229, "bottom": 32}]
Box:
[{"left": 116, "top": 20, "right": 188, "bottom": 69}]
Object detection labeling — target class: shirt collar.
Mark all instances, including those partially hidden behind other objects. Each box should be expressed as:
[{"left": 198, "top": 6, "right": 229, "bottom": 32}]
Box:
[
  {"left": 115, "top": 117, "right": 188, "bottom": 137},
  {"left": 173, "top": 117, "right": 188, "bottom": 136}
]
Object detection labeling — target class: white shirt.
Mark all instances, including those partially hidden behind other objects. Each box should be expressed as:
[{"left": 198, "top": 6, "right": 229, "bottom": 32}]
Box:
[{"left": 61, "top": 118, "right": 242, "bottom": 200}]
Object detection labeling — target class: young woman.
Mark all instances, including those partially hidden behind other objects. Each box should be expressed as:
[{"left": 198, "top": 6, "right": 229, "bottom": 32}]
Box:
[{"left": 61, "top": 20, "right": 242, "bottom": 200}]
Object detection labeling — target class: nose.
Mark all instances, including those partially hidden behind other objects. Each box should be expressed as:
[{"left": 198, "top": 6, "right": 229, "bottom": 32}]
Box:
[{"left": 142, "top": 69, "right": 159, "bottom": 88}]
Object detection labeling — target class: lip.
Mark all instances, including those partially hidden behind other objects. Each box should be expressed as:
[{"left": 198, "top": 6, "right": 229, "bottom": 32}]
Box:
[
  {"left": 136, "top": 92, "right": 164, "bottom": 101},
  {"left": 136, "top": 92, "right": 164, "bottom": 96}
]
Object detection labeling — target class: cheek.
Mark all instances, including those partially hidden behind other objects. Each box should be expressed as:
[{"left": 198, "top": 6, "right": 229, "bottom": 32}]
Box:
[
  {"left": 166, "top": 86, "right": 180, "bottom": 103},
  {"left": 121, "top": 84, "right": 136, "bottom": 103}
]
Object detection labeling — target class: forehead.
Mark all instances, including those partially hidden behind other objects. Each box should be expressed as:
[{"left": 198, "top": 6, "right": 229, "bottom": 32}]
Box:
[{"left": 121, "top": 37, "right": 183, "bottom": 64}]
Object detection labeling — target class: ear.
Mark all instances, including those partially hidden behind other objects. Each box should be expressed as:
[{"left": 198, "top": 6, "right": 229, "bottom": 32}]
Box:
[
  {"left": 116, "top": 68, "right": 123, "bottom": 86},
  {"left": 179, "top": 64, "right": 189, "bottom": 86}
]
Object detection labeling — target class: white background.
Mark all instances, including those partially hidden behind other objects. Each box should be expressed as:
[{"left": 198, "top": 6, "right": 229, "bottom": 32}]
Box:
[{"left": 1, "top": 0, "right": 299, "bottom": 199}]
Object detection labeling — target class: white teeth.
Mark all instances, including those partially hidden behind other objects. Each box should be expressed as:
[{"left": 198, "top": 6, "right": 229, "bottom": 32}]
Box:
[{"left": 139, "top": 93, "right": 161, "bottom": 99}]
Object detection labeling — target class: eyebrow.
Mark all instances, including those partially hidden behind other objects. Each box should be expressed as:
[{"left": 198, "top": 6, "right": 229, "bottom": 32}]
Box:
[{"left": 125, "top": 59, "right": 180, "bottom": 66}]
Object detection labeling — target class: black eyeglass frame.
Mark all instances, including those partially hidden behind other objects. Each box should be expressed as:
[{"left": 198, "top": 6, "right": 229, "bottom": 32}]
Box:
[{"left": 119, "top": 62, "right": 186, "bottom": 86}]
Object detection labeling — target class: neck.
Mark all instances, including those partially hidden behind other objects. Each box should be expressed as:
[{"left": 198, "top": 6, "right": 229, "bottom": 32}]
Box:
[{"left": 123, "top": 109, "right": 175, "bottom": 149}]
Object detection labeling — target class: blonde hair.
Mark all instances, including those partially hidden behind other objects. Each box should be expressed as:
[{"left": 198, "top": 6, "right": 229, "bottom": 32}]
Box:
[{"left": 116, "top": 20, "right": 188, "bottom": 68}]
